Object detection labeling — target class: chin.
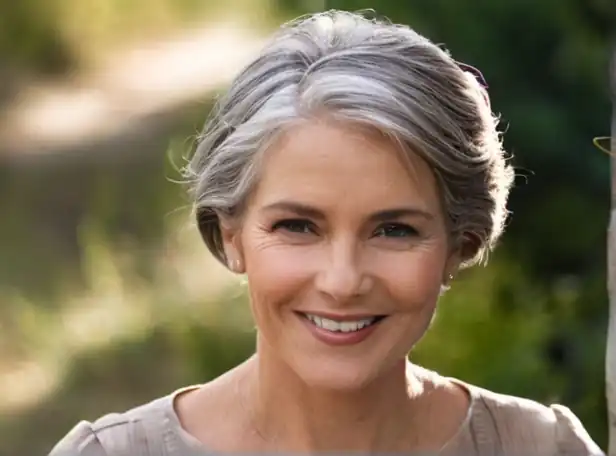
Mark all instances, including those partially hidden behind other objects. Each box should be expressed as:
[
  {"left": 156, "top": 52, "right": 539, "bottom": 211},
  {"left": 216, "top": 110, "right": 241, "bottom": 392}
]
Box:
[{"left": 288, "top": 353, "right": 386, "bottom": 392}]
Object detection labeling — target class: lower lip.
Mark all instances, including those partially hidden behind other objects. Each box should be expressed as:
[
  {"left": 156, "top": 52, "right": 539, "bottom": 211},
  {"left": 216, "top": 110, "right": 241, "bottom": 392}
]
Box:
[{"left": 298, "top": 313, "right": 383, "bottom": 346}]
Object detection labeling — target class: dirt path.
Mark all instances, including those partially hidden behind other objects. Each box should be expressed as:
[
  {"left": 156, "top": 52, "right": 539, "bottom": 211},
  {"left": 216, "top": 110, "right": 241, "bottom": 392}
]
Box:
[{"left": 0, "top": 21, "right": 267, "bottom": 159}]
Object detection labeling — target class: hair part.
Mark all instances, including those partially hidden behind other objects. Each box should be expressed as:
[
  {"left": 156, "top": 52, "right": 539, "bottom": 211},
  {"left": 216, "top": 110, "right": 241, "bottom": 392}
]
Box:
[{"left": 184, "top": 9, "right": 515, "bottom": 269}]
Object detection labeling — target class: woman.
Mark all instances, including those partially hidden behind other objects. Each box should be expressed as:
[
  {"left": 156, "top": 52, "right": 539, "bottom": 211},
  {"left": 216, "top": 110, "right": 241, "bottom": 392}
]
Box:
[{"left": 50, "top": 10, "right": 604, "bottom": 456}]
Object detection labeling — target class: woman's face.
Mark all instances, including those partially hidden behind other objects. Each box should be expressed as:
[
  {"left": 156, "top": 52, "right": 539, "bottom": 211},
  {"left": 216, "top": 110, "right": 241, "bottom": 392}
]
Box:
[{"left": 222, "top": 120, "right": 458, "bottom": 390}]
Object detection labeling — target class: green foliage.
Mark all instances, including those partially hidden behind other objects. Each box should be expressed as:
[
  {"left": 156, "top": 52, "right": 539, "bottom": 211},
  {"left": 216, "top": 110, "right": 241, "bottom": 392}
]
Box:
[
  {"left": 415, "top": 254, "right": 552, "bottom": 395},
  {"left": 0, "top": 2, "right": 73, "bottom": 75}
]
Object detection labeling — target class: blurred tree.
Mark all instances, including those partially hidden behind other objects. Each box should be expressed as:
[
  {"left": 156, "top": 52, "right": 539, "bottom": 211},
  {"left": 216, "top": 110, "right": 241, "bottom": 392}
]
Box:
[{"left": 0, "top": 1, "right": 74, "bottom": 76}]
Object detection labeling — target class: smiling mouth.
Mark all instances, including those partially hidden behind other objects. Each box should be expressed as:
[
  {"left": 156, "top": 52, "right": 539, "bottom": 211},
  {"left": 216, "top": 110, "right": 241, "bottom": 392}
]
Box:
[{"left": 298, "top": 312, "right": 387, "bottom": 333}]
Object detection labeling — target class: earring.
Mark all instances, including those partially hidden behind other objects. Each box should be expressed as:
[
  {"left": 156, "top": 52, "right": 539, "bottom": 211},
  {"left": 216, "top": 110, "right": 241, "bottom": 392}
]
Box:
[
  {"left": 229, "top": 258, "right": 242, "bottom": 272},
  {"left": 439, "top": 274, "right": 454, "bottom": 297}
]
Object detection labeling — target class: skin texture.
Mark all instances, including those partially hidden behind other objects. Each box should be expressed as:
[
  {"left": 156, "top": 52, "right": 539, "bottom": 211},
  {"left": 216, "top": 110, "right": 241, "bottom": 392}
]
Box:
[{"left": 176, "top": 120, "right": 469, "bottom": 452}]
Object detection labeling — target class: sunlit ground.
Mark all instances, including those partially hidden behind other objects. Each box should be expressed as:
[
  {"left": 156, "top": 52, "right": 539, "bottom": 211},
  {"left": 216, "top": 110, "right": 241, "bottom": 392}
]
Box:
[{"left": 0, "top": 21, "right": 267, "bottom": 156}]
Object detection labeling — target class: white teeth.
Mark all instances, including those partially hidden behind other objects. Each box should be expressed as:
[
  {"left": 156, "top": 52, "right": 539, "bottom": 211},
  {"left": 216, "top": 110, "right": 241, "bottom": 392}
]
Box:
[{"left": 304, "top": 314, "right": 377, "bottom": 332}]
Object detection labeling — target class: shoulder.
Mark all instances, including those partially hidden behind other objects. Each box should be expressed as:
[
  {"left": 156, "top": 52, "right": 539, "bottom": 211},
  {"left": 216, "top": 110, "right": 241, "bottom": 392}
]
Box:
[
  {"left": 468, "top": 383, "right": 604, "bottom": 456},
  {"left": 48, "top": 391, "right": 187, "bottom": 456}
]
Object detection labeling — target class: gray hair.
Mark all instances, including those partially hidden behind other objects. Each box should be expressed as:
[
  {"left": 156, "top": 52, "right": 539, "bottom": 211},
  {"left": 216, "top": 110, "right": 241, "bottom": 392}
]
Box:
[{"left": 184, "top": 10, "right": 515, "bottom": 269}]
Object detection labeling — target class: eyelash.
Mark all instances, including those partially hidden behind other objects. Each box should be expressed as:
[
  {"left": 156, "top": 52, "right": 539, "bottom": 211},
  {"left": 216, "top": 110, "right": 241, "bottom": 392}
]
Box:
[
  {"left": 271, "top": 219, "right": 317, "bottom": 234},
  {"left": 373, "top": 223, "right": 418, "bottom": 238},
  {"left": 271, "top": 219, "right": 418, "bottom": 238}
]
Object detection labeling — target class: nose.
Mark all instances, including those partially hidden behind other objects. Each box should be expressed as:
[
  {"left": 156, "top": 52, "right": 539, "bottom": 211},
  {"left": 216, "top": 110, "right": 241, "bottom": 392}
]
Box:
[{"left": 315, "top": 240, "right": 372, "bottom": 303}]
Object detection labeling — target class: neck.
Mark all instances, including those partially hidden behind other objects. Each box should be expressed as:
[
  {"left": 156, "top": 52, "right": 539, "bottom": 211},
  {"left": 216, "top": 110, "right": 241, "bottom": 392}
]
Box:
[{"left": 239, "top": 339, "right": 423, "bottom": 452}]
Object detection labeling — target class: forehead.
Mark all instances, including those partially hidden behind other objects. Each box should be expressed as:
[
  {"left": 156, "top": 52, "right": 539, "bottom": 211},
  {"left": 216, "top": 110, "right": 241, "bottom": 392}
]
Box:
[{"left": 252, "top": 120, "right": 441, "bottom": 211}]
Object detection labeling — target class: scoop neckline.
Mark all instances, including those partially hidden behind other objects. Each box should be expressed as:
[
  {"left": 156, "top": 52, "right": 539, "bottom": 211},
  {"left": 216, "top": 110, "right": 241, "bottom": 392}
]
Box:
[{"left": 161, "top": 376, "right": 479, "bottom": 454}]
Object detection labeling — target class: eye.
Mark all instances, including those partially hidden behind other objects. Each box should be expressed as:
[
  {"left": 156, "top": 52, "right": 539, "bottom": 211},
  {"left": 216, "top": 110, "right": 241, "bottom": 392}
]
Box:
[
  {"left": 373, "top": 223, "right": 418, "bottom": 238},
  {"left": 271, "top": 219, "right": 317, "bottom": 235}
]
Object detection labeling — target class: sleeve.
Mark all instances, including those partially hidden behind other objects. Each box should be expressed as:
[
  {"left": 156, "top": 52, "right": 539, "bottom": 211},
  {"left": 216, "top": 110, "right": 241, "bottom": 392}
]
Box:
[
  {"left": 551, "top": 404, "right": 605, "bottom": 456},
  {"left": 48, "top": 421, "right": 107, "bottom": 456}
]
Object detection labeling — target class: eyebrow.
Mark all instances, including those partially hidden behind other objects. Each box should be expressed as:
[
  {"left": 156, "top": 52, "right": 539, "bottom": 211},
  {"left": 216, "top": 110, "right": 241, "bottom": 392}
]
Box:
[{"left": 262, "top": 201, "right": 435, "bottom": 222}]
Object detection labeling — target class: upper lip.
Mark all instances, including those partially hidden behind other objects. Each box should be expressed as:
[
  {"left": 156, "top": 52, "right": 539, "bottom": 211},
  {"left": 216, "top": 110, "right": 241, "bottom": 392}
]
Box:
[{"left": 296, "top": 310, "right": 386, "bottom": 321}]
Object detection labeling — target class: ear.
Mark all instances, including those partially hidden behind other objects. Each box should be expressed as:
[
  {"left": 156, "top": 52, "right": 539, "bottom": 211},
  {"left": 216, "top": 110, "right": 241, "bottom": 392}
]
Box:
[
  {"left": 444, "top": 232, "right": 479, "bottom": 282},
  {"left": 458, "top": 232, "right": 482, "bottom": 266},
  {"left": 443, "top": 236, "right": 466, "bottom": 284},
  {"left": 443, "top": 250, "right": 461, "bottom": 285},
  {"left": 219, "top": 214, "right": 245, "bottom": 274}
]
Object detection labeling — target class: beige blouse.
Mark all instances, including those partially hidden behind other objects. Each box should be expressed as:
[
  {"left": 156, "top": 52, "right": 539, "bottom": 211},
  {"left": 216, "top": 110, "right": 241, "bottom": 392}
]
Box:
[{"left": 49, "top": 381, "right": 605, "bottom": 456}]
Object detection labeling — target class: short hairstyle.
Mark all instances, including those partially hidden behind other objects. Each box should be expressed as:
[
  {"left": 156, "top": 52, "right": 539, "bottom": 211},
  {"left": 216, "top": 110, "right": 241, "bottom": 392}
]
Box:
[{"left": 184, "top": 10, "right": 515, "bottom": 268}]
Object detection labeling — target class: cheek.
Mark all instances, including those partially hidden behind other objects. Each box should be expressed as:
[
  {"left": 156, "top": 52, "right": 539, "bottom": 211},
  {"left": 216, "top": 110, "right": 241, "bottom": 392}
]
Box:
[
  {"left": 243, "top": 240, "right": 319, "bottom": 314},
  {"left": 373, "top": 246, "right": 447, "bottom": 307}
]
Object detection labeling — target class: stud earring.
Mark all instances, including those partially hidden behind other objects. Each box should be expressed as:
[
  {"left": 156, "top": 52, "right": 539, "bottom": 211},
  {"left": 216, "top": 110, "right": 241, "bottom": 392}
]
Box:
[
  {"left": 229, "top": 258, "right": 241, "bottom": 272},
  {"left": 439, "top": 274, "right": 454, "bottom": 297}
]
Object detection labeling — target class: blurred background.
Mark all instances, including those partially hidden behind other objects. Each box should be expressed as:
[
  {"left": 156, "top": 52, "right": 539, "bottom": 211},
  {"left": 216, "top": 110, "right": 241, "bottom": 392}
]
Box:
[{"left": 0, "top": 0, "right": 613, "bottom": 454}]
